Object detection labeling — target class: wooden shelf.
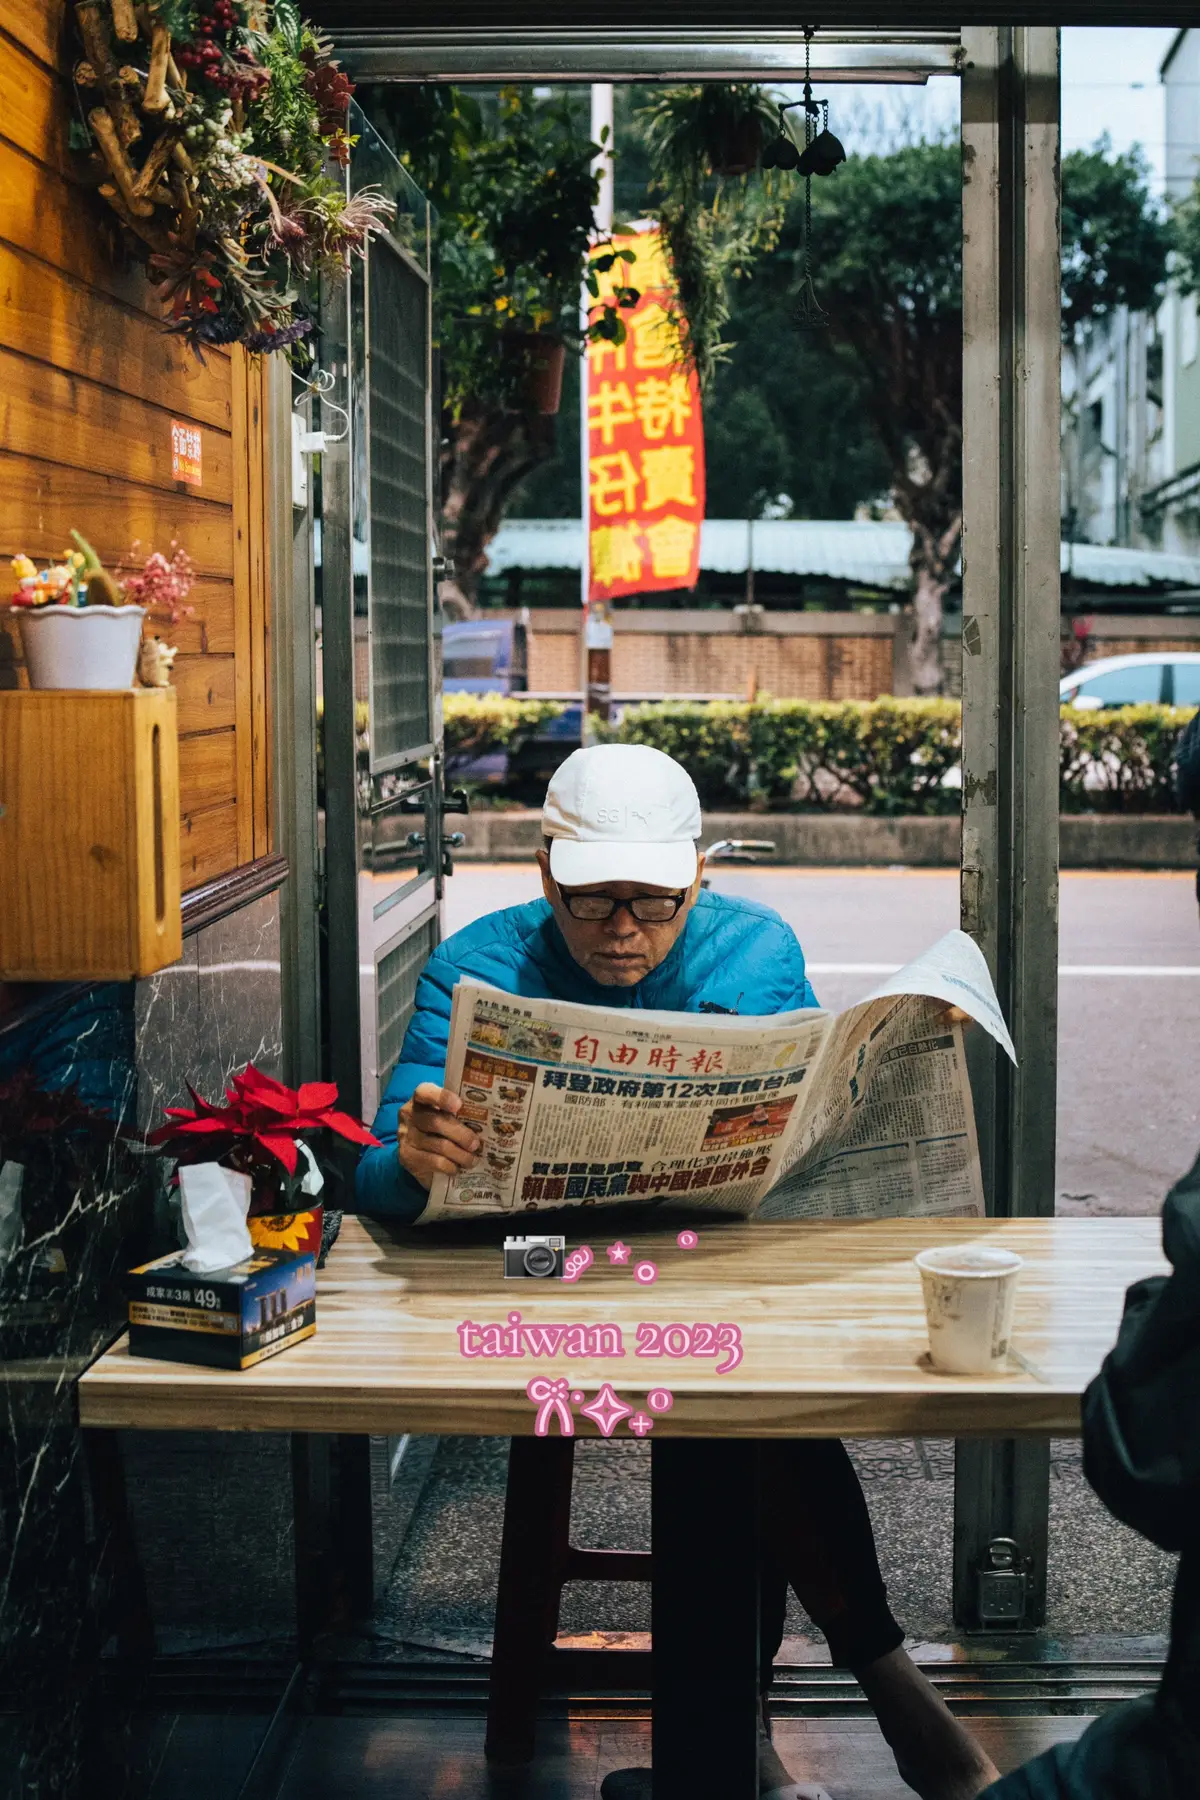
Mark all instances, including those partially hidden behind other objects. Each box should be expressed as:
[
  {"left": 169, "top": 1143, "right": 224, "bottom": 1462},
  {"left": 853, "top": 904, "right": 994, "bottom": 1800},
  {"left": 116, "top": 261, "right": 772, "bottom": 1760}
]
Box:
[{"left": 0, "top": 688, "right": 183, "bottom": 980}]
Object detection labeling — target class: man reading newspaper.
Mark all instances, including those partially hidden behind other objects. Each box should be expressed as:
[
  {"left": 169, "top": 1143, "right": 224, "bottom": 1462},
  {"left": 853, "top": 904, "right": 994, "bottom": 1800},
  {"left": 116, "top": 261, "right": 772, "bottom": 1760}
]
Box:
[{"left": 357, "top": 744, "right": 998, "bottom": 1800}]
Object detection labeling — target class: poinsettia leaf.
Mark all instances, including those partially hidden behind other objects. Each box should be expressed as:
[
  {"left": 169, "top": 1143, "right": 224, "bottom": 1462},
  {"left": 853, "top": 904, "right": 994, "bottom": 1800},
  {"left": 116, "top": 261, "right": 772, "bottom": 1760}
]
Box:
[
  {"left": 320, "top": 1110, "right": 382, "bottom": 1146},
  {"left": 297, "top": 1082, "right": 339, "bottom": 1111},
  {"left": 186, "top": 1081, "right": 226, "bottom": 1118},
  {"left": 255, "top": 1131, "right": 299, "bottom": 1173},
  {"left": 239, "top": 1065, "right": 298, "bottom": 1107},
  {"left": 235, "top": 1078, "right": 295, "bottom": 1117}
]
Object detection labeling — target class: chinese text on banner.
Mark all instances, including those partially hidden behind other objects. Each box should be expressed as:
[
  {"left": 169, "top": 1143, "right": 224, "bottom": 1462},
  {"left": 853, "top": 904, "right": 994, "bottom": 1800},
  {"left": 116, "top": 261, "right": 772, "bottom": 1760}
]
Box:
[{"left": 587, "top": 229, "right": 706, "bottom": 601}]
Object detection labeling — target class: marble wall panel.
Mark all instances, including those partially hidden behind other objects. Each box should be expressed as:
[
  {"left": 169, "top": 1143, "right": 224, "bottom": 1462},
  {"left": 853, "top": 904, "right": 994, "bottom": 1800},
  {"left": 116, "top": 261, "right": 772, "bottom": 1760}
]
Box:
[{"left": 0, "top": 889, "right": 285, "bottom": 1799}]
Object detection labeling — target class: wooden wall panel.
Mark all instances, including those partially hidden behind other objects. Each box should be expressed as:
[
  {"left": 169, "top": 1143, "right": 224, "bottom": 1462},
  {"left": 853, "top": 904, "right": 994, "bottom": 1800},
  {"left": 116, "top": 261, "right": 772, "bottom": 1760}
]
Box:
[
  {"left": 0, "top": 349, "right": 235, "bottom": 503},
  {"left": 0, "top": 244, "right": 233, "bottom": 430},
  {"left": 2, "top": 2, "right": 69, "bottom": 69},
  {"left": 0, "top": 24, "right": 273, "bottom": 895},
  {"left": 180, "top": 803, "right": 241, "bottom": 891},
  {"left": 171, "top": 581, "right": 237, "bottom": 657},
  {"left": 173, "top": 657, "right": 237, "bottom": 736},
  {"left": 0, "top": 23, "right": 73, "bottom": 178},
  {"left": 0, "top": 140, "right": 146, "bottom": 304},
  {"left": 0, "top": 454, "right": 236, "bottom": 576},
  {"left": 179, "top": 731, "right": 238, "bottom": 817}
]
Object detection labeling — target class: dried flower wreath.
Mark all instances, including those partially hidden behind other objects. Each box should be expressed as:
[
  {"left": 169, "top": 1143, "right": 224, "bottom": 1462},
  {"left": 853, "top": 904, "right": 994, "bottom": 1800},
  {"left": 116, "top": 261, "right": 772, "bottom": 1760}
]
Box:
[{"left": 71, "top": 0, "right": 393, "bottom": 357}]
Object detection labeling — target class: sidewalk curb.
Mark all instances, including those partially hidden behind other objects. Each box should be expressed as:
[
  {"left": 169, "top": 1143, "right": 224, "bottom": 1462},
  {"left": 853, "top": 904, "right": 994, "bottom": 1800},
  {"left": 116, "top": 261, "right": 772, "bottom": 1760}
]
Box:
[{"left": 447, "top": 811, "right": 1197, "bottom": 870}]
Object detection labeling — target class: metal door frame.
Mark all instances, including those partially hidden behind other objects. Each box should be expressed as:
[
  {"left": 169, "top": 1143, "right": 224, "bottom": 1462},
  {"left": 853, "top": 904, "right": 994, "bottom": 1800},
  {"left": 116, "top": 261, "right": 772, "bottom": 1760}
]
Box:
[
  {"left": 329, "top": 21, "right": 1064, "bottom": 1632},
  {"left": 321, "top": 125, "right": 443, "bottom": 1128}
]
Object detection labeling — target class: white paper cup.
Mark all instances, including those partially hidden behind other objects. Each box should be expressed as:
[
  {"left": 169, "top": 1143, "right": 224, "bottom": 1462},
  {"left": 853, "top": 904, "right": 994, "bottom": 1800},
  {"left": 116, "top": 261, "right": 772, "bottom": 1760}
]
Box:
[{"left": 915, "top": 1244, "right": 1023, "bottom": 1374}]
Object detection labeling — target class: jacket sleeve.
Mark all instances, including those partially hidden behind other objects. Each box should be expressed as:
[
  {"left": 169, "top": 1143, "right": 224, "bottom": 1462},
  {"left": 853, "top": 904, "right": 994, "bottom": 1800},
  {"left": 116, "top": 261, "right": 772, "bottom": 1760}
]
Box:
[
  {"left": 771, "top": 919, "right": 820, "bottom": 1012},
  {"left": 354, "top": 945, "right": 461, "bottom": 1222}
]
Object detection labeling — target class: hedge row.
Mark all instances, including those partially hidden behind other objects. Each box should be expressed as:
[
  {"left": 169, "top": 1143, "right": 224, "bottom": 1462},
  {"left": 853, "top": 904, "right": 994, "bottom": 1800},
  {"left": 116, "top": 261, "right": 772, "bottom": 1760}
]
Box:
[{"left": 444, "top": 694, "right": 1197, "bottom": 814}]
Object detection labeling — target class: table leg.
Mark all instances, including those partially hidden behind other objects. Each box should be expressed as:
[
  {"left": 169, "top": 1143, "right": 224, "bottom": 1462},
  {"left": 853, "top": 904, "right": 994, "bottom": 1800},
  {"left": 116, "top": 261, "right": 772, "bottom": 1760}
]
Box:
[
  {"left": 651, "top": 1439, "right": 760, "bottom": 1800},
  {"left": 291, "top": 1433, "right": 374, "bottom": 1655},
  {"left": 83, "top": 1427, "right": 156, "bottom": 1662}
]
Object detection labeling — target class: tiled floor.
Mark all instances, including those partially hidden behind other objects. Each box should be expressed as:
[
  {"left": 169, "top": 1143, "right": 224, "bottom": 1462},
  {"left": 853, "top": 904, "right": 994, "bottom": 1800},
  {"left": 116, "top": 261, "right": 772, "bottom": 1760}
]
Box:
[{"left": 138, "top": 1711, "right": 1091, "bottom": 1800}]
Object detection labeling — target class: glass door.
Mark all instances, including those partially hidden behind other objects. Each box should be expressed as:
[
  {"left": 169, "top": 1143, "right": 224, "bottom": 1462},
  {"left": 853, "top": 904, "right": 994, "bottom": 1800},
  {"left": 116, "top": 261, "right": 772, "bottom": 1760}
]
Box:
[{"left": 321, "top": 105, "right": 444, "bottom": 1123}]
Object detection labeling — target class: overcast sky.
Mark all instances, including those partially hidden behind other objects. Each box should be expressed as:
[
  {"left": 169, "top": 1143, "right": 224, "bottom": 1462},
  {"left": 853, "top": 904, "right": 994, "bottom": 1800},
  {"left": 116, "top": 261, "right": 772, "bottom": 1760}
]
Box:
[{"left": 791, "top": 28, "right": 1180, "bottom": 190}]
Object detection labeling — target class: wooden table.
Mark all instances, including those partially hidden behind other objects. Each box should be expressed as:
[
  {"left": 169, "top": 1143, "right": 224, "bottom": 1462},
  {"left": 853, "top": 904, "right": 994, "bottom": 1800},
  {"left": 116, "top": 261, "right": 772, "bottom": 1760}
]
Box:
[
  {"left": 81, "top": 1215, "right": 1166, "bottom": 1438},
  {"left": 78, "top": 1215, "right": 1167, "bottom": 1800}
]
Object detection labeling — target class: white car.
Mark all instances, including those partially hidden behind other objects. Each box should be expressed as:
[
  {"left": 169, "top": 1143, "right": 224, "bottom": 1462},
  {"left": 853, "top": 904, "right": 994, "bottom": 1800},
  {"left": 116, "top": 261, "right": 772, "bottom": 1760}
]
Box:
[{"left": 1060, "top": 651, "right": 1200, "bottom": 709}]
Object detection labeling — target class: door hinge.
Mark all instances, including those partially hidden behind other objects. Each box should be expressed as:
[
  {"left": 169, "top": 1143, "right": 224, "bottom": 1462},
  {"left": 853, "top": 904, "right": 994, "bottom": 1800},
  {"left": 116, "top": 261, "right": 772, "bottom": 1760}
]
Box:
[{"left": 975, "top": 1536, "right": 1031, "bottom": 1627}]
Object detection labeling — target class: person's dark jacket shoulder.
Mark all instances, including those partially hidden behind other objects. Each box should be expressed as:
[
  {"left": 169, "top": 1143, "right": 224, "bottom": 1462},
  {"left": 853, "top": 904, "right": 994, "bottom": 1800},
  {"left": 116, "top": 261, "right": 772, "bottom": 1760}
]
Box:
[
  {"left": 1174, "top": 708, "right": 1200, "bottom": 816},
  {"left": 980, "top": 1155, "right": 1200, "bottom": 1800}
]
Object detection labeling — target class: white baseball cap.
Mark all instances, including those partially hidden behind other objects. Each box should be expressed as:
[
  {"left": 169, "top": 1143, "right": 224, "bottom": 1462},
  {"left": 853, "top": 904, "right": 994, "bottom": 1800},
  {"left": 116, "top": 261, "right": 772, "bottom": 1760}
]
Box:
[{"left": 543, "top": 744, "right": 702, "bottom": 890}]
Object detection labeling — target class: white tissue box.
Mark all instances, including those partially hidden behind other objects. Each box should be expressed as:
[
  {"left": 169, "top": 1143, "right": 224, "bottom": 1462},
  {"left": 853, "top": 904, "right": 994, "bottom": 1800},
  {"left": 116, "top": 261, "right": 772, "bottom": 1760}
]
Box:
[{"left": 127, "top": 1247, "right": 316, "bottom": 1369}]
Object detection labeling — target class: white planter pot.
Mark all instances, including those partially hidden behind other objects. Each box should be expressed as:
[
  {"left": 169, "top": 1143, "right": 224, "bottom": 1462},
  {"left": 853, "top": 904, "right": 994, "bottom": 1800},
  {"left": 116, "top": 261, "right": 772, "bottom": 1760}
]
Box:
[{"left": 12, "top": 604, "right": 145, "bottom": 690}]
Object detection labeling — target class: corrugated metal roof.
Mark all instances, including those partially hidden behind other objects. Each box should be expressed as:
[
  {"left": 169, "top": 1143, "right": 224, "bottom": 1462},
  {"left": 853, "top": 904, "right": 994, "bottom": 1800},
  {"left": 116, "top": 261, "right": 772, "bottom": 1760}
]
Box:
[
  {"left": 487, "top": 519, "right": 1200, "bottom": 591},
  {"left": 1061, "top": 542, "right": 1200, "bottom": 589}
]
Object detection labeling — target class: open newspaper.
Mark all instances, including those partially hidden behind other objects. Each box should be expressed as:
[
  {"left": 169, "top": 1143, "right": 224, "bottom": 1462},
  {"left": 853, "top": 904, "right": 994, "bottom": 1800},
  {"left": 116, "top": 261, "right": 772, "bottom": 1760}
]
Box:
[{"left": 422, "top": 930, "right": 1016, "bottom": 1225}]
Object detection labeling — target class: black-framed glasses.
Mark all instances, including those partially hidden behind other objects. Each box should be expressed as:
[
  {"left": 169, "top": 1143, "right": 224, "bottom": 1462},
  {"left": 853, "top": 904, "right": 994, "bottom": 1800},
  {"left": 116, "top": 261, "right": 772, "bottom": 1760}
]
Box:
[{"left": 556, "top": 886, "right": 688, "bottom": 924}]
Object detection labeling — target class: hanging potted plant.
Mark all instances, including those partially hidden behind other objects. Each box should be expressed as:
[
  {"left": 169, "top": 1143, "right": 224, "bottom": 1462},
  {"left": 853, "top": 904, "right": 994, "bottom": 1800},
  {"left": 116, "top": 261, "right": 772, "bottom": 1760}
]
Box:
[
  {"left": 498, "top": 329, "right": 568, "bottom": 416},
  {"left": 148, "top": 1064, "right": 380, "bottom": 1261},
  {"left": 70, "top": 3, "right": 393, "bottom": 360},
  {"left": 441, "top": 90, "right": 639, "bottom": 419},
  {"left": 9, "top": 536, "right": 144, "bottom": 689},
  {"left": 642, "top": 83, "right": 779, "bottom": 182}
]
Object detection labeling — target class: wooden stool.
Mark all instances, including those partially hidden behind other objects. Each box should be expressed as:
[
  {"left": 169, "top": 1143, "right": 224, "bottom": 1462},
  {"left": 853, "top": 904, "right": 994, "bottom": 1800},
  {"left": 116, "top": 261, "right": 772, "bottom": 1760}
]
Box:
[{"left": 485, "top": 1435, "right": 651, "bottom": 1762}]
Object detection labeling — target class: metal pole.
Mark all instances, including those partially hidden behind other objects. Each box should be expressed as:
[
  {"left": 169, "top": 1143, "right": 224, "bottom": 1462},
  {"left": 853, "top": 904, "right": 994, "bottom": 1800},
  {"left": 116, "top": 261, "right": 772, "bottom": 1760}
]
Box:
[
  {"left": 956, "top": 25, "right": 1062, "bottom": 1631},
  {"left": 580, "top": 82, "right": 615, "bottom": 747},
  {"left": 269, "top": 363, "right": 322, "bottom": 1089}
]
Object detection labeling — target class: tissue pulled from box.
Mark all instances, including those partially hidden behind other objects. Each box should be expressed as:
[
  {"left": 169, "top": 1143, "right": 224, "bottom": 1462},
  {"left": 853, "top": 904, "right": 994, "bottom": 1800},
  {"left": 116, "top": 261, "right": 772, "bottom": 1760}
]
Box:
[{"left": 179, "top": 1162, "right": 252, "bottom": 1273}]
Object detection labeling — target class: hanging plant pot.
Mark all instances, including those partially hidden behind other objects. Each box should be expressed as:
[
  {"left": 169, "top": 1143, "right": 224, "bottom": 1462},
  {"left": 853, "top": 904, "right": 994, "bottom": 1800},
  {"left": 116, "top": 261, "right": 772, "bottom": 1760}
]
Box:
[
  {"left": 12, "top": 605, "right": 145, "bottom": 690},
  {"left": 710, "top": 116, "right": 767, "bottom": 178},
  {"left": 501, "top": 332, "right": 567, "bottom": 414}
]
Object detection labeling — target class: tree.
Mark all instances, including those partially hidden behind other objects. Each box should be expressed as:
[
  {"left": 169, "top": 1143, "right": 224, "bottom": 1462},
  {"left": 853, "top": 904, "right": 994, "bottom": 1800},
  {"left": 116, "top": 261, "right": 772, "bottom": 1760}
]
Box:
[
  {"left": 753, "top": 143, "right": 963, "bottom": 693},
  {"left": 704, "top": 277, "right": 891, "bottom": 522},
  {"left": 1060, "top": 140, "right": 1171, "bottom": 555},
  {"left": 764, "top": 138, "right": 1170, "bottom": 693},
  {"left": 1061, "top": 139, "right": 1170, "bottom": 336},
  {"left": 361, "top": 85, "right": 637, "bottom": 613}
]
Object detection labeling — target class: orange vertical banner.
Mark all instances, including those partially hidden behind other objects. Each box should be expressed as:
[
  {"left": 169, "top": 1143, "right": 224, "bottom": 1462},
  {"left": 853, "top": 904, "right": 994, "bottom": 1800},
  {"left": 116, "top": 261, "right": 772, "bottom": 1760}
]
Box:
[{"left": 586, "top": 229, "right": 705, "bottom": 603}]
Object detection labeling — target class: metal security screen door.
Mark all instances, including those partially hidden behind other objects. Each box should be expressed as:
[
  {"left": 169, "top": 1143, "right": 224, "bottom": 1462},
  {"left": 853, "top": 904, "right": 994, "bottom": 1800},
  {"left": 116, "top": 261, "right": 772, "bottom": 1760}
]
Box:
[
  {"left": 366, "top": 233, "right": 433, "bottom": 769},
  {"left": 322, "top": 109, "right": 444, "bottom": 1125}
]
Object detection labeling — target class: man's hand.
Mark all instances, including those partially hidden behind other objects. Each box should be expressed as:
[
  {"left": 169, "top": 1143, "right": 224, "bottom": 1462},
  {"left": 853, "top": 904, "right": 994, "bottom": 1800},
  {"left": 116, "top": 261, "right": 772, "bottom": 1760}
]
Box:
[
  {"left": 940, "top": 1004, "right": 971, "bottom": 1027},
  {"left": 397, "top": 1083, "right": 481, "bottom": 1190}
]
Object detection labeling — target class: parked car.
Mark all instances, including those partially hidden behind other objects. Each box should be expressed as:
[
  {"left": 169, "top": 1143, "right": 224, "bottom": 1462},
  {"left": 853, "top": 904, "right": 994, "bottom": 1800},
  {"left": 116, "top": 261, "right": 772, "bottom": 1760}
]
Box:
[
  {"left": 443, "top": 615, "right": 582, "bottom": 789},
  {"left": 1060, "top": 652, "right": 1200, "bottom": 709}
]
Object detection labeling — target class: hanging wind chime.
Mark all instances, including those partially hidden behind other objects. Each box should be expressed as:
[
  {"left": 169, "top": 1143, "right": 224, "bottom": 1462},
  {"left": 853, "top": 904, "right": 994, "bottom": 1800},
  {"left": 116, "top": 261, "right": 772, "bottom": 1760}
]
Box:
[{"left": 760, "top": 28, "right": 846, "bottom": 330}]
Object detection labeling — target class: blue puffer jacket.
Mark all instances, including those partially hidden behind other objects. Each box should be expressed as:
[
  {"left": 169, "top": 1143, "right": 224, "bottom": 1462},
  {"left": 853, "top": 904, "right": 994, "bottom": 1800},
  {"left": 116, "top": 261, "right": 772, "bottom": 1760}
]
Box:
[{"left": 356, "top": 889, "right": 819, "bottom": 1221}]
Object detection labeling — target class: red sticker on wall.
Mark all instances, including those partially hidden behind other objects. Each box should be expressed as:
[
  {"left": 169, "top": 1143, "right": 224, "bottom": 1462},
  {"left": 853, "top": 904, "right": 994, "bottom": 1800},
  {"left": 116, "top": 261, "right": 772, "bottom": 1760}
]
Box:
[{"left": 171, "top": 421, "right": 202, "bottom": 487}]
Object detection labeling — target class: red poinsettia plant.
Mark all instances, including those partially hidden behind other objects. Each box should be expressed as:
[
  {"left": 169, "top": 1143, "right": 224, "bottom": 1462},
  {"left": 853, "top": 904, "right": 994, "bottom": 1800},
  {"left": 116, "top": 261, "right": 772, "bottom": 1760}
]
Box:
[{"left": 147, "top": 1064, "right": 379, "bottom": 1182}]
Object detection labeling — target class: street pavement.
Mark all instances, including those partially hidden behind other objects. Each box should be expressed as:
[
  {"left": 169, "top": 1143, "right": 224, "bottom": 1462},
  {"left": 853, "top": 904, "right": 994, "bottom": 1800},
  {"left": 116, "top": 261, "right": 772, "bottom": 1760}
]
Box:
[{"left": 444, "top": 863, "right": 1200, "bottom": 1217}]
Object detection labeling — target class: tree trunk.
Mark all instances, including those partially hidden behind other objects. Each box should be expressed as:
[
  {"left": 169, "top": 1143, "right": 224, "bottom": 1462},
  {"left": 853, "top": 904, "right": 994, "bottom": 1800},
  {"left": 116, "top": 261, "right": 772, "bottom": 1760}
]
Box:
[
  {"left": 440, "top": 402, "right": 557, "bottom": 615},
  {"left": 909, "top": 561, "right": 953, "bottom": 696},
  {"left": 904, "top": 512, "right": 962, "bottom": 697}
]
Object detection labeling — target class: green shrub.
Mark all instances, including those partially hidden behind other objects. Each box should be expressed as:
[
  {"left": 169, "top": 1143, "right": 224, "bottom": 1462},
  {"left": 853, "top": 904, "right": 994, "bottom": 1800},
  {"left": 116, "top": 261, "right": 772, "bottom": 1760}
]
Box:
[
  {"left": 605, "top": 697, "right": 962, "bottom": 813},
  {"left": 1059, "top": 703, "right": 1196, "bottom": 813},
  {"left": 443, "top": 693, "right": 568, "bottom": 770},
  {"left": 607, "top": 697, "right": 1194, "bottom": 814},
  {"left": 323, "top": 694, "right": 1195, "bottom": 816},
  {"left": 595, "top": 700, "right": 753, "bottom": 805}
]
